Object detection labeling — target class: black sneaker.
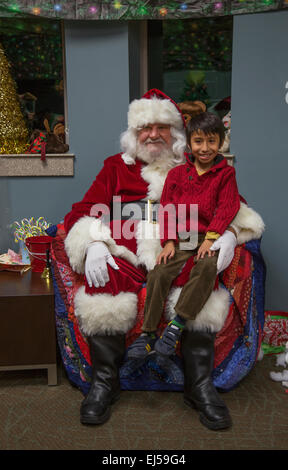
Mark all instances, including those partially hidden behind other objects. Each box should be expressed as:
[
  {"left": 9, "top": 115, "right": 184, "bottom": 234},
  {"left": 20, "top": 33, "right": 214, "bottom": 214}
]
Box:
[
  {"left": 154, "top": 321, "right": 184, "bottom": 356},
  {"left": 127, "top": 333, "right": 157, "bottom": 360}
]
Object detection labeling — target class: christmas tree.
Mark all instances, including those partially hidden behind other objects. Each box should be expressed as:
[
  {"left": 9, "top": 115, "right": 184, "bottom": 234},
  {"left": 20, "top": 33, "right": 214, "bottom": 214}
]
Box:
[
  {"left": 0, "top": 42, "right": 29, "bottom": 154},
  {"left": 179, "top": 71, "right": 211, "bottom": 108}
]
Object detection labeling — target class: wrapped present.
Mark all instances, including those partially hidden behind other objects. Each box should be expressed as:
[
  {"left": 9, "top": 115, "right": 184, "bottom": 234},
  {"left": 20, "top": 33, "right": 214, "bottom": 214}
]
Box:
[
  {"left": 262, "top": 311, "right": 288, "bottom": 352},
  {"left": 25, "top": 130, "right": 47, "bottom": 159},
  {"left": 0, "top": 250, "right": 30, "bottom": 273}
]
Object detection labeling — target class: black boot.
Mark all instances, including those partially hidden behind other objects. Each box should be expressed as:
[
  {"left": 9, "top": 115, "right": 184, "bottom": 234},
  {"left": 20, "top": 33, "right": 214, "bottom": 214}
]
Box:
[
  {"left": 80, "top": 334, "right": 126, "bottom": 425},
  {"left": 181, "top": 329, "right": 232, "bottom": 431}
]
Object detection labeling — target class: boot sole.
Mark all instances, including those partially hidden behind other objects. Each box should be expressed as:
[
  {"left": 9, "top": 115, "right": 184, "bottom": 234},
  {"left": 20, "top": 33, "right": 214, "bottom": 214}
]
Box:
[
  {"left": 80, "top": 394, "right": 120, "bottom": 425},
  {"left": 184, "top": 397, "right": 232, "bottom": 431}
]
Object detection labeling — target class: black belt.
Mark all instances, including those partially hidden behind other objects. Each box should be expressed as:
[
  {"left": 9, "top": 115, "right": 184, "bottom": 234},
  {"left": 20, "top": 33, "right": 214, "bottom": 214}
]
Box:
[{"left": 111, "top": 199, "right": 158, "bottom": 223}]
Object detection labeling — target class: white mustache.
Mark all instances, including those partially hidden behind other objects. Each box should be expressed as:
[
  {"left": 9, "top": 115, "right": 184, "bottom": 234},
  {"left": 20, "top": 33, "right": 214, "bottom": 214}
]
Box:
[{"left": 144, "top": 137, "right": 165, "bottom": 144}]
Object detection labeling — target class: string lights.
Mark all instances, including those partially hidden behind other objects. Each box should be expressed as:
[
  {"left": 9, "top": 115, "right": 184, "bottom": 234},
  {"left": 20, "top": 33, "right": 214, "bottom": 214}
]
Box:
[
  {"left": 214, "top": 2, "right": 223, "bottom": 10},
  {"left": 180, "top": 3, "right": 188, "bottom": 11},
  {"left": 89, "top": 6, "right": 98, "bottom": 14},
  {"left": 1, "top": 0, "right": 284, "bottom": 19},
  {"left": 32, "top": 7, "right": 41, "bottom": 15},
  {"left": 159, "top": 7, "right": 168, "bottom": 16}
]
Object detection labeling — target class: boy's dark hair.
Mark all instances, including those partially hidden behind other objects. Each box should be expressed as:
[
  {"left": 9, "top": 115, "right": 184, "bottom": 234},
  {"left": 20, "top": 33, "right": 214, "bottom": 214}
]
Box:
[{"left": 186, "top": 112, "right": 225, "bottom": 146}]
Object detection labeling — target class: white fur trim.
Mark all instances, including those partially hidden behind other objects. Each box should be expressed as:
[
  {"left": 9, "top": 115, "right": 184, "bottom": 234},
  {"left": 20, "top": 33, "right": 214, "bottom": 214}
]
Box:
[
  {"left": 64, "top": 216, "right": 96, "bottom": 274},
  {"left": 165, "top": 286, "right": 230, "bottom": 333},
  {"left": 141, "top": 163, "right": 169, "bottom": 201},
  {"left": 74, "top": 287, "right": 138, "bottom": 336},
  {"left": 110, "top": 243, "right": 138, "bottom": 267},
  {"left": 233, "top": 202, "right": 265, "bottom": 244},
  {"left": 121, "top": 153, "right": 135, "bottom": 165},
  {"left": 136, "top": 221, "right": 162, "bottom": 271},
  {"left": 89, "top": 217, "right": 113, "bottom": 243},
  {"left": 89, "top": 218, "right": 138, "bottom": 267},
  {"left": 128, "top": 97, "right": 183, "bottom": 130},
  {"left": 90, "top": 219, "right": 138, "bottom": 266},
  {"left": 133, "top": 163, "right": 171, "bottom": 271},
  {"left": 65, "top": 216, "right": 138, "bottom": 274}
]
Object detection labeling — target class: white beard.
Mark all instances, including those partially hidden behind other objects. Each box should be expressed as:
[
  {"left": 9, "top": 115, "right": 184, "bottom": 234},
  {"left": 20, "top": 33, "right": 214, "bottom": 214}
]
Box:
[{"left": 136, "top": 141, "right": 176, "bottom": 173}]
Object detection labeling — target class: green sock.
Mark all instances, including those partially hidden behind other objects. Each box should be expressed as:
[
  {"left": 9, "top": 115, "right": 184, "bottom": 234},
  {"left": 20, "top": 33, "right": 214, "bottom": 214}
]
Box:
[
  {"left": 171, "top": 314, "right": 186, "bottom": 330},
  {"left": 141, "top": 331, "right": 156, "bottom": 339}
]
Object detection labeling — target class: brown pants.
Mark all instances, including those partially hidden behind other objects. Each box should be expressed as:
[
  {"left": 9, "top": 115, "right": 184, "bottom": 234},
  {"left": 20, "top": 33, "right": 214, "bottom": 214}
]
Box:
[{"left": 142, "top": 237, "right": 219, "bottom": 332}]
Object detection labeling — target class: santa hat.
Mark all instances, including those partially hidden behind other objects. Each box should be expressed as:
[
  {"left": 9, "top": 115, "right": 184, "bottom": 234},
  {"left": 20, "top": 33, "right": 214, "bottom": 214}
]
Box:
[{"left": 127, "top": 89, "right": 186, "bottom": 130}]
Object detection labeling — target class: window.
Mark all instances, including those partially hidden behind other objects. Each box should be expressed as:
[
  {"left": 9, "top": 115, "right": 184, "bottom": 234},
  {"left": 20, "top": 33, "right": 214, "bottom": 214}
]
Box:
[
  {"left": 163, "top": 16, "right": 233, "bottom": 116},
  {"left": 0, "top": 17, "right": 66, "bottom": 151},
  {"left": 0, "top": 17, "right": 74, "bottom": 175},
  {"left": 148, "top": 17, "right": 233, "bottom": 161},
  {"left": 149, "top": 16, "right": 233, "bottom": 118}
]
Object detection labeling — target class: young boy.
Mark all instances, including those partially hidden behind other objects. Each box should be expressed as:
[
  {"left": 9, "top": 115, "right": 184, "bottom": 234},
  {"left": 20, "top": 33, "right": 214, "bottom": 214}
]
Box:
[{"left": 128, "top": 112, "right": 240, "bottom": 360}]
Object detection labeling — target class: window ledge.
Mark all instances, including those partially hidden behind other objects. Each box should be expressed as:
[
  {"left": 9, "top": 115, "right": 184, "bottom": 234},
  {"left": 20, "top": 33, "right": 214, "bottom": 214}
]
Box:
[
  {"left": 0, "top": 153, "right": 75, "bottom": 176},
  {"left": 0, "top": 153, "right": 234, "bottom": 177}
]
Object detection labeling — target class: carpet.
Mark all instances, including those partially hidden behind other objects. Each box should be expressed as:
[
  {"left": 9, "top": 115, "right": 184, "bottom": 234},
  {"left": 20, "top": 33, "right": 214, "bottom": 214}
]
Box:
[{"left": 0, "top": 354, "right": 287, "bottom": 451}]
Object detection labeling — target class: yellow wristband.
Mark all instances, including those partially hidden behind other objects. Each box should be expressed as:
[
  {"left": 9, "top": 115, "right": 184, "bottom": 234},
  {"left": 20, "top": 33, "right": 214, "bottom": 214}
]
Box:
[{"left": 205, "top": 231, "right": 221, "bottom": 240}]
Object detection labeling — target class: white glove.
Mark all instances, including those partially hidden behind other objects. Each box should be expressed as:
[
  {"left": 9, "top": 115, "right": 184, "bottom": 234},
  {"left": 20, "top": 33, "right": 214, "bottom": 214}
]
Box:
[
  {"left": 210, "top": 230, "right": 237, "bottom": 274},
  {"left": 85, "top": 241, "right": 119, "bottom": 288}
]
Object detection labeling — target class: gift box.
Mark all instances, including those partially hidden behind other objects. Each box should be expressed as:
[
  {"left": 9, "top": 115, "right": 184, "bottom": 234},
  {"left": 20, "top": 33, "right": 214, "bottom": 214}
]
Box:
[{"left": 262, "top": 311, "right": 288, "bottom": 354}]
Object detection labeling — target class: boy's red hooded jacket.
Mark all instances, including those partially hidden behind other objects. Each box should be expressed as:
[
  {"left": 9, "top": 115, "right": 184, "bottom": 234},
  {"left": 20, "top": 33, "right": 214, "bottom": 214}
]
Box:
[{"left": 159, "top": 154, "right": 240, "bottom": 246}]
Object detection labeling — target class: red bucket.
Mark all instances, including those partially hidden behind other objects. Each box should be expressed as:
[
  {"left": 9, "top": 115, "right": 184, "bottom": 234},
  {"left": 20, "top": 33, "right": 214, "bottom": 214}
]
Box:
[{"left": 25, "top": 235, "right": 53, "bottom": 272}]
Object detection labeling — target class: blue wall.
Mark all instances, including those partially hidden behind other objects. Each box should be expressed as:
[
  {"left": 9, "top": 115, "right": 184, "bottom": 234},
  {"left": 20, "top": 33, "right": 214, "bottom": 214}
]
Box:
[
  {"left": 64, "top": 21, "right": 130, "bottom": 200},
  {"left": 0, "top": 21, "right": 130, "bottom": 251},
  {"left": 231, "top": 11, "right": 288, "bottom": 310}
]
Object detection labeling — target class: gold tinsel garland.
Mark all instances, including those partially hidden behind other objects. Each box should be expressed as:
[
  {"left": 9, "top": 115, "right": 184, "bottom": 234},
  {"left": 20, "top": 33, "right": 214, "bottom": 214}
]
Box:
[{"left": 0, "top": 43, "right": 29, "bottom": 154}]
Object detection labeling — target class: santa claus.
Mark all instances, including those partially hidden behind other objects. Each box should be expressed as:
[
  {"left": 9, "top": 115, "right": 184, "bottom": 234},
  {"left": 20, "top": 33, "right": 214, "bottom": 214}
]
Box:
[{"left": 64, "top": 89, "right": 264, "bottom": 430}]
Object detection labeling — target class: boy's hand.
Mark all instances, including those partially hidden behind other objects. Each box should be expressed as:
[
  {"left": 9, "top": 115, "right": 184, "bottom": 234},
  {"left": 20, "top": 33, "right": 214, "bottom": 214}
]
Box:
[
  {"left": 196, "top": 239, "right": 215, "bottom": 261},
  {"left": 156, "top": 240, "right": 176, "bottom": 265}
]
